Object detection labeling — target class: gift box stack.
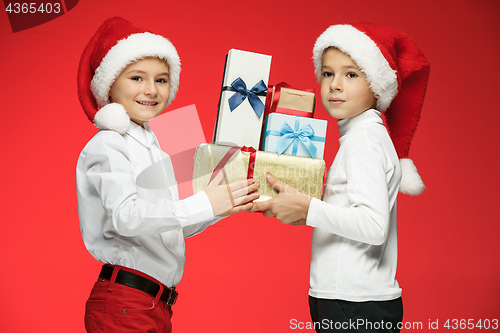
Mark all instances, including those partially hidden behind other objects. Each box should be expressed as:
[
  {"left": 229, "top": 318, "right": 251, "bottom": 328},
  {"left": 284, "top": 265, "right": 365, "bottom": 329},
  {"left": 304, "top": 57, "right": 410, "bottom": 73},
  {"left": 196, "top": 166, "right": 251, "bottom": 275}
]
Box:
[{"left": 193, "top": 49, "right": 328, "bottom": 202}]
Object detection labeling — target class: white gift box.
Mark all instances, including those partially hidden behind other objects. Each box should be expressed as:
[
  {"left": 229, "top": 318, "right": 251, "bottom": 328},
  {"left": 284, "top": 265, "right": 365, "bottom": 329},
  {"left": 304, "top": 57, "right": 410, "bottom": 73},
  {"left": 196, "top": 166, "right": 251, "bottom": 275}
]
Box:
[
  {"left": 213, "top": 49, "right": 272, "bottom": 149},
  {"left": 262, "top": 113, "right": 327, "bottom": 159}
]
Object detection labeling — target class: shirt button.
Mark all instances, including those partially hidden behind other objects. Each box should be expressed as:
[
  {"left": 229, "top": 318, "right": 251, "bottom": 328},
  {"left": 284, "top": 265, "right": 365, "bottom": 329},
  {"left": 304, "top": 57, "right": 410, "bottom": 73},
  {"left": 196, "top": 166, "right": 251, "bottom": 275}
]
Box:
[{"left": 122, "top": 309, "right": 127, "bottom": 314}]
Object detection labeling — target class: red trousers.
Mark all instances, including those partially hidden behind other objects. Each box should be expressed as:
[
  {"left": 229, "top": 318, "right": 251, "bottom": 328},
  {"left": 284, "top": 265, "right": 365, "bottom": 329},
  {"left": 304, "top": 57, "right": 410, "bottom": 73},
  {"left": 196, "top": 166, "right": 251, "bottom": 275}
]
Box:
[{"left": 84, "top": 266, "right": 173, "bottom": 333}]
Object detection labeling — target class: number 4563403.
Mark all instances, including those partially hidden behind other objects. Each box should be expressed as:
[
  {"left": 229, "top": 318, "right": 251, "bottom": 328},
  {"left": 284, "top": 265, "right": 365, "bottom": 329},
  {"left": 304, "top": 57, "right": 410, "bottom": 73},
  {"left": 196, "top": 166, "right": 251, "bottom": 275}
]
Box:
[{"left": 5, "top": 3, "right": 61, "bottom": 14}]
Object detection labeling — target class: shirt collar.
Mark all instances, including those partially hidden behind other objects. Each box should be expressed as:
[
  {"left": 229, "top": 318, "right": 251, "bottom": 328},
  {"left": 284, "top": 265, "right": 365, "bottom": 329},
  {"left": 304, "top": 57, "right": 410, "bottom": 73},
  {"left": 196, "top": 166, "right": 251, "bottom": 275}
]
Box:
[
  {"left": 337, "top": 109, "right": 383, "bottom": 137},
  {"left": 126, "top": 121, "right": 158, "bottom": 148}
]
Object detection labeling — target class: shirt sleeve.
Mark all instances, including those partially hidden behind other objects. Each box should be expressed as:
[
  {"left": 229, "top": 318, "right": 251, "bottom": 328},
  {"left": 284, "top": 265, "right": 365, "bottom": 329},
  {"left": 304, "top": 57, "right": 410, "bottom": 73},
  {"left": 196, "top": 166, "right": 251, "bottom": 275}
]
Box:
[
  {"left": 83, "top": 132, "right": 215, "bottom": 237},
  {"left": 306, "top": 147, "right": 390, "bottom": 245},
  {"left": 182, "top": 214, "right": 226, "bottom": 239}
]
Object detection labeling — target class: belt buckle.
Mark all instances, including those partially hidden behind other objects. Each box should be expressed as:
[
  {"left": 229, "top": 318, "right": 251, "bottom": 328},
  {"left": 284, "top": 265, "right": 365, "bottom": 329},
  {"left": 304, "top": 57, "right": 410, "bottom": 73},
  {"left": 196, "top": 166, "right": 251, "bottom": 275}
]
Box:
[{"left": 166, "top": 287, "right": 178, "bottom": 305}]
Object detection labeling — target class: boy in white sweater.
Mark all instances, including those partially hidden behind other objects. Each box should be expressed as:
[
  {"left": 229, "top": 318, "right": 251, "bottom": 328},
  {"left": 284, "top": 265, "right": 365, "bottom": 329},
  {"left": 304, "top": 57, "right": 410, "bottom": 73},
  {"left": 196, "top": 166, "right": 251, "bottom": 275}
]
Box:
[
  {"left": 252, "top": 23, "right": 429, "bottom": 332},
  {"left": 76, "top": 17, "right": 259, "bottom": 332}
]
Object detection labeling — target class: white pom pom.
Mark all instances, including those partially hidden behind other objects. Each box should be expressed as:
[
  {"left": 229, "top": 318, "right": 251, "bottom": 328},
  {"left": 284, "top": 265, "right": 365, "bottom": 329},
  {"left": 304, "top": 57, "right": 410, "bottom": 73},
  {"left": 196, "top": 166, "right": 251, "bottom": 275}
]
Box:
[
  {"left": 93, "top": 103, "right": 130, "bottom": 135},
  {"left": 399, "top": 158, "right": 425, "bottom": 195}
]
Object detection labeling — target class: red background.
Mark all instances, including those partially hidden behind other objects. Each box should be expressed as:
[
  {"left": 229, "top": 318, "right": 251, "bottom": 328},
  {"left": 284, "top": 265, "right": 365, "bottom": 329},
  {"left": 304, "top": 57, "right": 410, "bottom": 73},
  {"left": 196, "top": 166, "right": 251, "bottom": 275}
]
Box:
[{"left": 1, "top": 0, "right": 499, "bottom": 331}]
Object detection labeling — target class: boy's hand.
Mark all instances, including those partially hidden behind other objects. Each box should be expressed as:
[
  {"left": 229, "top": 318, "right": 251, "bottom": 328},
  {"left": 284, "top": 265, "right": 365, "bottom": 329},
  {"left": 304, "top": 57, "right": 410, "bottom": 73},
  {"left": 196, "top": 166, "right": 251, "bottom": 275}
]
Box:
[
  {"left": 290, "top": 219, "right": 307, "bottom": 226},
  {"left": 205, "top": 168, "right": 260, "bottom": 216},
  {"left": 248, "top": 174, "right": 312, "bottom": 225}
]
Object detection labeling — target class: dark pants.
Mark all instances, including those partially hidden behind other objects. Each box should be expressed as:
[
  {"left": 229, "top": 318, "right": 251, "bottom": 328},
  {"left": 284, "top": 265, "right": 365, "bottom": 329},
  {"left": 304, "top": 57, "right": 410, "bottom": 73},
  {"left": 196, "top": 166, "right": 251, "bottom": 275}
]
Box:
[{"left": 309, "top": 296, "right": 403, "bottom": 332}]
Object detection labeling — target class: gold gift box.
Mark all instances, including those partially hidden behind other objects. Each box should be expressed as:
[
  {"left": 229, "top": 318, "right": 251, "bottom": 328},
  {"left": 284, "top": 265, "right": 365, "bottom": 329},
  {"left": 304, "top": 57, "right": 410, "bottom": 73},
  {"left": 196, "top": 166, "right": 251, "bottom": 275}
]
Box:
[
  {"left": 268, "top": 86, "right": 315, "bottom": 114},
  {"left": 193, "top": 143, "right": 325, "bottom": 202}
]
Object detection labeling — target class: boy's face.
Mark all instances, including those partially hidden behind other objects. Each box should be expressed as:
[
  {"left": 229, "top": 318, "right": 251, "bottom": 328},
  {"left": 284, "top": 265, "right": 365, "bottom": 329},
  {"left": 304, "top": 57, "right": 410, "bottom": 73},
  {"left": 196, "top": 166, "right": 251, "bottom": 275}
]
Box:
[
  {"left": 320, "top": 48, "right": 377, "bottom": 120},
  {"left": 109, "top": 57, "right": 170, "bottom": 126}
]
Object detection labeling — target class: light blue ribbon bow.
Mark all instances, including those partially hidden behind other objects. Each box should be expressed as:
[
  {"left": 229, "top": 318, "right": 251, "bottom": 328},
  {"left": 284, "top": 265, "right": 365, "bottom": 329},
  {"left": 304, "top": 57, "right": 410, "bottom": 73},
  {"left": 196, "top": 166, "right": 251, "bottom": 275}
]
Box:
[
  {"left": 224, "top": 77, "right": 267, "bottom": 118},
  {"left": 267, "top": 116, "right": 325, "bottom": 159}
]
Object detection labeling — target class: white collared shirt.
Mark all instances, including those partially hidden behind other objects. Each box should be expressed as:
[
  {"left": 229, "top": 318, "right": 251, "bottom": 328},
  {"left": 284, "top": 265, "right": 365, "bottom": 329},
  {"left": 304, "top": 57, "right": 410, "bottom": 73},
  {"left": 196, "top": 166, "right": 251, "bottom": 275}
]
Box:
[{"left": 77, "top": 122, "right": 218, "bottom": 287}]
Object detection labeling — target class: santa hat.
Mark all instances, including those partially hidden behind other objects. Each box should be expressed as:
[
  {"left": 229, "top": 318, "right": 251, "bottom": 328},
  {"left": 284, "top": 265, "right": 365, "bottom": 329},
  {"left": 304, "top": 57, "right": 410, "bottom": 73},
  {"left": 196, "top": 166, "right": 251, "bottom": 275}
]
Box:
[
  {"left": 313, "top": 22, "right": 430, "bottom": 195},
  {"left": 77, "top": 16, "right": 181, "bottom": 134}
]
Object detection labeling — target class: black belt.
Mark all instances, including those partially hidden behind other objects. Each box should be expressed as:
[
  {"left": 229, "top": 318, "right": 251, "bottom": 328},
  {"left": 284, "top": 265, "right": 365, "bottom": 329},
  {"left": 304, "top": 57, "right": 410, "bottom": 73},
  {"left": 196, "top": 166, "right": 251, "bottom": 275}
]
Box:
[{"left": 99, "top": 265, "right": 178, "bottom": 305}]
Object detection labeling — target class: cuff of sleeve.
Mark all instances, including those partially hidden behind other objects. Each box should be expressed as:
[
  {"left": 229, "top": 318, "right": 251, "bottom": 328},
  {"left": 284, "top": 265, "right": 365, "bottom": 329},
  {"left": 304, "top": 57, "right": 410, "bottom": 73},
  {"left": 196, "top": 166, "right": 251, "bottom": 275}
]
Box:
[
  {"left": 178, "top": 191, "right": 215, "bottom": 228},
  {"left": 306, "top": 197, "right": 321, "bottom": 227}
]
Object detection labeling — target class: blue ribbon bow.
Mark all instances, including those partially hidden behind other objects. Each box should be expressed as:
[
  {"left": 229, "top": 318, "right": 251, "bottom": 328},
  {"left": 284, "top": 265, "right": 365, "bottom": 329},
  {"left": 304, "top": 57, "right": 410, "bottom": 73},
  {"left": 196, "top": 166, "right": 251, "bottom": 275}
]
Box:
[
  {"left": 224, "top": 77, "right": 267, "bottom": 118},
  {"left": 267, "top": 116, "right": 325, "bottom": 159}
]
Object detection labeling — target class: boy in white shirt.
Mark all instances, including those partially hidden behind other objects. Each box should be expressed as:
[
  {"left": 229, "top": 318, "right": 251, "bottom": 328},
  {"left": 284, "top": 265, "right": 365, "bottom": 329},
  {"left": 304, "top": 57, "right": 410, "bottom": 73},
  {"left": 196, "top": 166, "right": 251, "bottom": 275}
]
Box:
[
  {"left": 76, "top": 17, "right": 259, "bottom": 332},
  {"left": 252, "top": 23, "right": 429, "bottom": 332}
]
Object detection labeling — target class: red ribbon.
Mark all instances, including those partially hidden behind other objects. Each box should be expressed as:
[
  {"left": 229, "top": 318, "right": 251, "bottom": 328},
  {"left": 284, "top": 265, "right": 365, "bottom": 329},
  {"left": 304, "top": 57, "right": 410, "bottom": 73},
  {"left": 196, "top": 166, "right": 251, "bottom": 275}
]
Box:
[
  {"left": 240, "top": 146, "right": 257, "bottom": 179},
  {"left": 208, "top": 146, "right": 257, "bottom": 184}
]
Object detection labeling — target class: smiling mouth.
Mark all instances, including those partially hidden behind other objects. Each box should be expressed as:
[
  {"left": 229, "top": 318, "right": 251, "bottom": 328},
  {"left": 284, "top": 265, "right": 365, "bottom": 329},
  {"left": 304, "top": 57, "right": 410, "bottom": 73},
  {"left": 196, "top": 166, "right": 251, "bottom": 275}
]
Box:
[{"left": 137, "top": 101, "right": 158, "bottom": 106}]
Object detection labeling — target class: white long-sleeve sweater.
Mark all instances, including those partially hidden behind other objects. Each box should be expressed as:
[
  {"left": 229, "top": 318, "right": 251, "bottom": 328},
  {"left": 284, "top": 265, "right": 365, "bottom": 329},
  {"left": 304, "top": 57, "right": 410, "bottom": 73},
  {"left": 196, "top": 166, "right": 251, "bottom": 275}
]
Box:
[{"left": 306, "top": 109, "right": 402, "bottom": 301}]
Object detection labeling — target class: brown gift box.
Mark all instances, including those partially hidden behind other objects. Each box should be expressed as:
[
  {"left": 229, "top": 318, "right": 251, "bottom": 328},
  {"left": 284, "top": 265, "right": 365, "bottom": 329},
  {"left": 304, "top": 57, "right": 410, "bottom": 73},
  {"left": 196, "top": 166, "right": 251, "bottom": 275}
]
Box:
[
  {"left": 193, "top": 143, "right": 325, "bottom": 202},
  {"left": 265, "top": 82, "right": 316, "bottom": 116}
]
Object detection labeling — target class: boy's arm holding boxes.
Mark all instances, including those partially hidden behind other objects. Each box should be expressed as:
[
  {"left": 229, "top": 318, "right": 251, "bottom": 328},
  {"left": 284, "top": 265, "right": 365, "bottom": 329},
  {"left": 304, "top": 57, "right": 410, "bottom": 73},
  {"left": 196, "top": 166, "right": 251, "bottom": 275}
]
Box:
[{"left": 80, "top": 131, "right": 259, "bottom": 237}]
